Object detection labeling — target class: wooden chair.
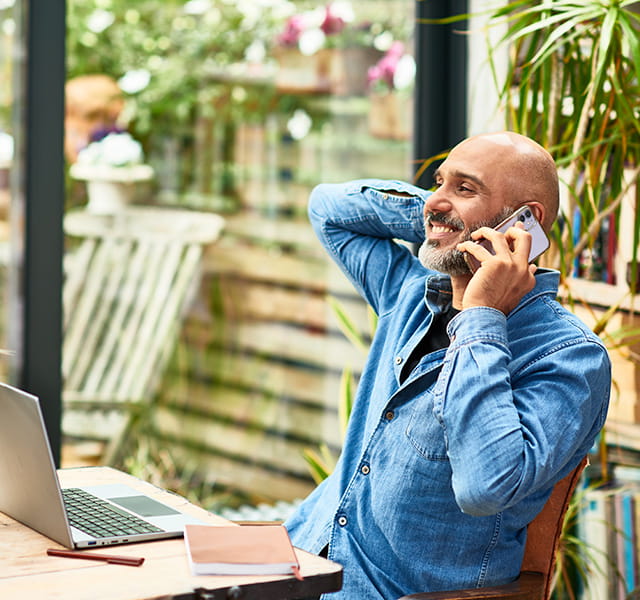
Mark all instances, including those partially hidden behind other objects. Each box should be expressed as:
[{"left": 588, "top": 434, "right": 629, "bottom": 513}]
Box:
[
  {"left": 62, "top": 206, "right": 224, "bottom": 460},
  {"left": 398, "top": 457, "right": 588, "bottom": 600}
]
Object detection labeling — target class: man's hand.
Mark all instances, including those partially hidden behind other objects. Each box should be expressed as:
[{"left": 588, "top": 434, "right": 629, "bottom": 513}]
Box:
[{"left": 456, "top": 223, "right": 537, "bottom": 315}]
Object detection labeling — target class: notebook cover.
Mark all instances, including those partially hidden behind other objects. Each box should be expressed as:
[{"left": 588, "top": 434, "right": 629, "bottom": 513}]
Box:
[{"left": 184, "top": 524, "right": 301, "bottom": 577}]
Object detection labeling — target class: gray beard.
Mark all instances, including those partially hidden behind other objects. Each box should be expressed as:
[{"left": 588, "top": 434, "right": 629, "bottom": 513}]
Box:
[
  {"left": 418, "top": 207, "right": 515, "bottom": 276},
  {"left": 418, "top": 237, "right": 471, "bottom": 276}
]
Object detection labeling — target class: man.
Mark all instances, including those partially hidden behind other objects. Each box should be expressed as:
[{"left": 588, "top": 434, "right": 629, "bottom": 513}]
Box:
[{"left": 284, "top": 132, "right": 611, "bottom": 599}]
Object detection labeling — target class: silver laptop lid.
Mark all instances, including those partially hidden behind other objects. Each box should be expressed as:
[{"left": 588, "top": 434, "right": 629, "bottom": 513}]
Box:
[{"left": 0, "top": 382, "right": 75, "bottom": 547}]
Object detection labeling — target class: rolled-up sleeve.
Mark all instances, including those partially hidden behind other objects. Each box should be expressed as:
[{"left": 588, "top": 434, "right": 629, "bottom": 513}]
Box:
[{"left": 433, "top": 305, "right": 611, "bottom": 516}]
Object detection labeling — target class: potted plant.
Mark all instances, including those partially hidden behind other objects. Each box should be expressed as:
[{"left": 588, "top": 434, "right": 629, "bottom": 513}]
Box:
[
  {"left": 69, "top": 129, "right": 154, "bottom": 214},
  {"left": 273, "top": 1, "right": 402, "bottom": 96},
  {"left": 468, "top": 2, "right": 640, "bottom": 597},
  {"left": 366, "top": 40, "right": 416, "bottom": 140}
]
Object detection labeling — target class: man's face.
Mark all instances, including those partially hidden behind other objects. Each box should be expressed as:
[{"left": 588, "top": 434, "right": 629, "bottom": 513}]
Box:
[
  {"left": 418, "top": 136, "right": 518, "bottom": 276},
  {"left": 418, "top": 206, "right": 514, "bottom": 275}
]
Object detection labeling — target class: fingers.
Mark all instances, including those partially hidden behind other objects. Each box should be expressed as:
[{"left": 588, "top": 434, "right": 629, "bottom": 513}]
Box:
[
  {"left": 496, "top": 224, "right": 532, "bottom": 263},
  {"left": 459, "top": 224, "right": 537, "bottom": 314},
  {"left": 458, "top": 223, "right": 532, "bottom": 271}
]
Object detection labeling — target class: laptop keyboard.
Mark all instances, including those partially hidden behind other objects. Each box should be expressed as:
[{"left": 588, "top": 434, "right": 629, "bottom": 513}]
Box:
[{"left": 62, "top": 488, "right": 163, "bottom": 538}]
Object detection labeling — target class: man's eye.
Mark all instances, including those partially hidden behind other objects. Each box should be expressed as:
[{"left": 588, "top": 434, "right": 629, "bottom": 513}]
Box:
[{"left": 459, "top": 184, "right": 473, "bottom": 193}]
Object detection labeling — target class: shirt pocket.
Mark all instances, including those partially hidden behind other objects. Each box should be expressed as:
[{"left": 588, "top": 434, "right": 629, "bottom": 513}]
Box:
[{"left": 405, "top": 385, "right": 449, "bottom": 461}]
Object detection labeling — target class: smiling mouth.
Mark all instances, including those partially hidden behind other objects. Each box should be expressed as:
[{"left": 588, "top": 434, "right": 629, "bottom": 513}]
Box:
[
  {"left": 427, "top": 212, "right": 463, "bottom": 236},
  {"left": 430, "top": 222, "right": 459, "bottom": 234}
]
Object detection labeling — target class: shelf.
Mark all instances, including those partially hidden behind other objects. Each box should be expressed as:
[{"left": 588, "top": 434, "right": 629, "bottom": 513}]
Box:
[{"left": 607, "top": 419, "right": 640, "bottom": 454}]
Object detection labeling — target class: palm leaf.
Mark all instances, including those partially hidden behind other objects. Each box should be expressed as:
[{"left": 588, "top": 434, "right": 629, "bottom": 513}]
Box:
[
  {"left": 326, "top": 295, "right": 368, "bottom": 355},
  {"left": 302, "top": 445, "right": 337, "bottom": 485},
  {"left": 338, "top": 365, "right": 355, "bottom": 440}
]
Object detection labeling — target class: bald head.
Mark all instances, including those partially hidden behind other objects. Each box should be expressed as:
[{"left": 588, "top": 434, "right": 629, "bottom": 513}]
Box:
[{"left": 453, "top": 132, "right": 559, "bottom": 231}]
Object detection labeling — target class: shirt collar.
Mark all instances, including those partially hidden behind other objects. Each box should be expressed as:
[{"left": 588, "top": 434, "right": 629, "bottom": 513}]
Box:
[{"left": 422, "top": 268, "right": 560, "bottom": 316}]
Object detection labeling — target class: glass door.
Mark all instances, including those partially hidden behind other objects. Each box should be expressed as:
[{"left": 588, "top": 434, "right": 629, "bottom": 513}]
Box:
[{"left": 0, "top": 0, "right": 21, "bottom": 380}]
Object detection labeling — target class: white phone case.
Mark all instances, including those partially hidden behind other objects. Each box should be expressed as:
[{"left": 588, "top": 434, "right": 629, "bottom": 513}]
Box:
[{"left": 464, "top": 205, "right": 549, "bottom": 273}]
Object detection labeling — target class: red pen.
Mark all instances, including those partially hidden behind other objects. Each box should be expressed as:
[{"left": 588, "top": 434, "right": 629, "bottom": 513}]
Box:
[{"left": 47, "top": 548, "right": 144, "bottom": 567}]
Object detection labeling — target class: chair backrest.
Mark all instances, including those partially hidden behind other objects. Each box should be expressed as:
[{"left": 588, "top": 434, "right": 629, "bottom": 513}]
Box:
[
  {"left": 521, "top": 457, "right": 588, "bottom": 600},
  {"left": 62, "top": 207, "right": 224, "bottom": 448}
]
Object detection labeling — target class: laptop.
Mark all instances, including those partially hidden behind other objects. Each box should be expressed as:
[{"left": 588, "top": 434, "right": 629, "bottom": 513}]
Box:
[{"left": 0, "top": 381, "right": 207, "bottom": 548}]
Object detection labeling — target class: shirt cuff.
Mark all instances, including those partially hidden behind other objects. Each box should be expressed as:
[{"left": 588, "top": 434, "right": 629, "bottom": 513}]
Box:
[{"left": 447, "top": 306, "right": 508, "bottom": 347}]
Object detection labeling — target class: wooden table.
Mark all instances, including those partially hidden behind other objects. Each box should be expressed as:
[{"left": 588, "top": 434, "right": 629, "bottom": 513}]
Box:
[{"left": 0, "top": 466, "right": 342, "bottom": 599}]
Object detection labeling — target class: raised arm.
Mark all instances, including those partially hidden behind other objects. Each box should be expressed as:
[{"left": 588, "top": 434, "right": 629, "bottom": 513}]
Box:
[{"left": 308, "top": 179, "right": 430, "bottom": 314}]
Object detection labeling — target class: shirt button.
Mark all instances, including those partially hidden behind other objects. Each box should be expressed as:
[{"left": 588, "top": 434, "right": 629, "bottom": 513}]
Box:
[
  {"left": 395, "top": 356, "right": 403, "bottom": 365},
  {"left": 338, "top": 516, "right": 348, "bottom": 527},
  {"left": 385, "top": 410, "right": 394, "bottom": 421},
  {"left": 361, "top": 464, "right": 370, "bottom": 475},
  {"left": 382, "top": 193, "right": 388, "bottom": 199}
]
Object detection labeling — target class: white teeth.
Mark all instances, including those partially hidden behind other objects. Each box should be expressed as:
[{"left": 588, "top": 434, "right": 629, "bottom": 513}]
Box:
[{"left": 431, "top": 225, "right": 455, "bottom": 233}]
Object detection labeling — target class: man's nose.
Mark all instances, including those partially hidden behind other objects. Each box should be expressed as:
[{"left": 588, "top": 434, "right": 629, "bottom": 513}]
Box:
[{"left": 424, "top": 188, "right": 452, "bottom": 217}]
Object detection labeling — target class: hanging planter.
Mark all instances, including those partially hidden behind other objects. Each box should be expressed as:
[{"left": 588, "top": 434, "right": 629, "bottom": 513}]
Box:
[
  {"left": 366, "top": 41, "right": 415, "bottom": 140},
  {"left": 368, "top": 91, "right": 413, "bottom": 141},
  {"left": 273, "top": 46, "right": 333, "bottom": 93},
  {"left": 274, "top": 3, "right": 392, "bottom": 96},
  {"left": 324, "top": 46, "right": 383, "bottom": 96}
]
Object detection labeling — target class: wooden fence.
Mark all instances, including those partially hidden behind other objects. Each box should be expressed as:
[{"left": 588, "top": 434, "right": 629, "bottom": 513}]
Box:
[
  {"left": 116, "top": 212, "right": 371, "bottom": 506},
  {"left": 106, "top": 114, "right": 410, "bottom": 508}
]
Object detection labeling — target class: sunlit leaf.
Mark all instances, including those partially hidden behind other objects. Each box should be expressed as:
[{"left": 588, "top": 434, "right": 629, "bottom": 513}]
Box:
[
  {"left": 327, "top": 295, "right": 369, "bottom": 355},
  {"left": 338, "top": 366, "right": 354, "bottom": 440}
]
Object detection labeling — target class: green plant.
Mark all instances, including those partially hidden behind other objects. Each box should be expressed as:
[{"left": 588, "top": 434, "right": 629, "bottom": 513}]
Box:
[
  {"left": 475, "top": 2, "right": 640, "bottom": 597},
  {"left": 66, "top": 0, "right": 294, "bottom": 204},
  {"left": 423, "top": 0, "right": 640, "bottom": 291},
  {"left": 552, "top": 483, "right": 608, "bottom": 600},
  {"left": 67, "top": 1, "right": 284, "bottom": 134},
  {"left": 302, "top": 296, "right": 376, "bottom": 483},
  {"left": 487, "top": 0, "right": 640, "bottom": 290}
]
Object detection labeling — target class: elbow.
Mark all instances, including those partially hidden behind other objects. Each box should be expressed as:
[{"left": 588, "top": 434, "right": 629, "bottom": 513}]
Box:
[
  {"left": 453, "top": 473, "right": 518, "bottom": 517},
  {"left": 455, "top": 491, "right": 505, "bottom": 518},
  {"left": 308, "top": 183, "right": 338, "bottom": 223}
]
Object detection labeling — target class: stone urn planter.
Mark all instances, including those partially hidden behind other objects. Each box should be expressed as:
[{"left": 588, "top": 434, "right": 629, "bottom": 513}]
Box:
[{"left": 70, "top": 163, "right": 154, "bottom": 215}]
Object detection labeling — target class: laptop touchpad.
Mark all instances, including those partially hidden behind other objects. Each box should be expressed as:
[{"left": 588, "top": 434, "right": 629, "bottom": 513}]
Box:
[{"left": 109, "top": 495, "right": 181, "bottom": 517}]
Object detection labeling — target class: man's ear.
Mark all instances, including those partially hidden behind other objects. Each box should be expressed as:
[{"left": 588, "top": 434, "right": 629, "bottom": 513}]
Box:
[{"left": 526, "top": 202, "right": 547, "bottom": 231}]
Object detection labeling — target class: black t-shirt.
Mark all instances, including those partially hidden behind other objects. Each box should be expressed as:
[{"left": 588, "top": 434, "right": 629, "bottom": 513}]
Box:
[{"left": 400, "top": 305, "right": 460, "bottom": 383}]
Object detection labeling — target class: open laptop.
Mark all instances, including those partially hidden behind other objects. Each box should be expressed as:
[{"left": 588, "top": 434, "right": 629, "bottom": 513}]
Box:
[{"left": 0, "top": 381, "right": 207, "bottom": 548}]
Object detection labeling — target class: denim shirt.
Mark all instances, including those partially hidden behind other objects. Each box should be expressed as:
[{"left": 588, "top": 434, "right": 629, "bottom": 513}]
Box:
[{"left": 284, "top": 179, "right": 611, "bottom": 600}]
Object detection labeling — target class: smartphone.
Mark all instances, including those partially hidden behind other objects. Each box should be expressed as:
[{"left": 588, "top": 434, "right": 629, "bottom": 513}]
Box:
[{"left": 464, "top": 205, "right": 550, "bottom": 274}]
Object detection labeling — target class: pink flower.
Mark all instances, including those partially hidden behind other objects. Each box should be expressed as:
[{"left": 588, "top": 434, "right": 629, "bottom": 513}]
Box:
[
  {"left": 387, "top": 41, "right": 405, "bottom": 57},
  {"left": 321, "top": 3, "right": 347, "bottom": 36},
  {"left": 367, "top": 65, "right": 382, "bottom": 86},
  {"left": 368, "top": 42, "right": 406, "bottom": 90},
  {"left": 278, "top": 15, "right": 306, "bottom": 46}
]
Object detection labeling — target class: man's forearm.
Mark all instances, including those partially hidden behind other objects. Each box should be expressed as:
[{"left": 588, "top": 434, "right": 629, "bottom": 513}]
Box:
[
  {"left": 307, "top": 179, "right": 430, "bottom": 315},
  {"left": 308, "top": 179, "right": 428, "bottom": 245},
  {"left": 436, "top": 307, "right": 610, "bottom": 516}
]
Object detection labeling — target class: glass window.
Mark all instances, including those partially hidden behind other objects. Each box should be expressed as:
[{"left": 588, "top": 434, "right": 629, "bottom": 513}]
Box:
[
  {"left": 64, "top": 0, "right": 415, "bottom": 513},
  {"left": 0, "top": 0, "right": 20, "bottom": 381}
]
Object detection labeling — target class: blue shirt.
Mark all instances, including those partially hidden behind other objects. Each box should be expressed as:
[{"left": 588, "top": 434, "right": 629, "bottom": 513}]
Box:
[{"left": 285, "top": 179, "right": 611, "bottom": 599}]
